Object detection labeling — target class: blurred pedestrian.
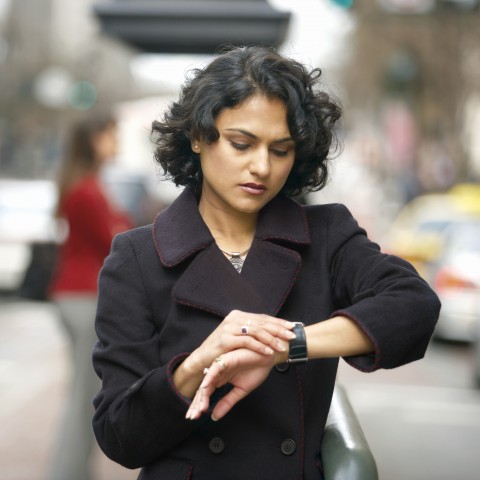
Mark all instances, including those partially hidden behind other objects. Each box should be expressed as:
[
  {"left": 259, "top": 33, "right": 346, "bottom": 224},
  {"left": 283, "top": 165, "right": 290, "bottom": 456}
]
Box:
[
  {"left": 92, "top": 46, "right": 440, "bottom": 479},
  {"left": 48, "top": 114, "right": 132, "bottom": 480}
]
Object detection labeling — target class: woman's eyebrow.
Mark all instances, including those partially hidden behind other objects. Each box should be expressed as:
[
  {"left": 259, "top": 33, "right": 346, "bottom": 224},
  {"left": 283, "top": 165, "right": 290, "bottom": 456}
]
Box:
[{"left": 225, "top": 128, "right": 293, "bottom": 143}]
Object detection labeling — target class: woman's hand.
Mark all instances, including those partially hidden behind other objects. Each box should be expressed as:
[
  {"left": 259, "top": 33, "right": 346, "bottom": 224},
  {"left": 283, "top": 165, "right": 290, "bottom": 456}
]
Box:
[
  {"left": 186, "top": 346, "right": 283, "bottom": 421},
  {"left": 199, "top": 310, "right": 294, "bottom": 359},
  {"left": 174, "top": 311, "right": 294, "bottom": 399}
]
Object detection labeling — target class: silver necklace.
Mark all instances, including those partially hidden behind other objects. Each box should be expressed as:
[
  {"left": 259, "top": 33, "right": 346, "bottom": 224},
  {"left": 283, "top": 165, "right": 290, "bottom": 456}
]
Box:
[{"left": 219, "top": 247, "right": 250, "bottom": 273}]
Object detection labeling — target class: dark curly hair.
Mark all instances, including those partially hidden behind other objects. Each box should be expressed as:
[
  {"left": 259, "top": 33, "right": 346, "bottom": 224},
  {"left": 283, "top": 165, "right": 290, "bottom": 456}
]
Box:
[{"left": 151, "top": 45, "right": 342, "bottom": 197}]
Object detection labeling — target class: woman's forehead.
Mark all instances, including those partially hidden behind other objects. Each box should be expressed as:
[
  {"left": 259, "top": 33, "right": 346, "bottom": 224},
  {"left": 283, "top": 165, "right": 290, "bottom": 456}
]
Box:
[{"left": 215, "top": 95, "right": 291, "bottom": 139}]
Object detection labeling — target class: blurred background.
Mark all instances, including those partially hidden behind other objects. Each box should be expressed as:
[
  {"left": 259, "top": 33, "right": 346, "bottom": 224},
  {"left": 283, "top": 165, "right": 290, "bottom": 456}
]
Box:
[{"left": 0, "top": 0, "right": 479, "bottom": 479}]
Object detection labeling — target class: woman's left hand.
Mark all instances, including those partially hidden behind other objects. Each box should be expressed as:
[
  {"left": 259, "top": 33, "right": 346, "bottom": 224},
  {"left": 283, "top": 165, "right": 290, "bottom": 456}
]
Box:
[{"left": 185, "top": 347, "right": 281, "bottom": 421}]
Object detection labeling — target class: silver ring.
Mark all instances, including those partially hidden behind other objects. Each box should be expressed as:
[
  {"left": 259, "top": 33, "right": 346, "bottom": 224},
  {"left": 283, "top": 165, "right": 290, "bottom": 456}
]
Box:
[{"left": 214, "top": 356, "right": 226, "bottom": 370}]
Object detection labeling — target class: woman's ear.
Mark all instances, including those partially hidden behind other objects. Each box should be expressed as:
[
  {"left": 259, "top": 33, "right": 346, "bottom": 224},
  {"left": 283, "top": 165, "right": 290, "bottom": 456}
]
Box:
[{"left": 191, "top": 140, "right": 200, "bottom": 153}]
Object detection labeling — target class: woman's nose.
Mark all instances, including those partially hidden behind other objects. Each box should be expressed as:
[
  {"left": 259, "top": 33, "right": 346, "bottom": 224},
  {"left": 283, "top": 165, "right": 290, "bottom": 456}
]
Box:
[{"left": 249, "top": 148, "right": 270, "bottom": 177}]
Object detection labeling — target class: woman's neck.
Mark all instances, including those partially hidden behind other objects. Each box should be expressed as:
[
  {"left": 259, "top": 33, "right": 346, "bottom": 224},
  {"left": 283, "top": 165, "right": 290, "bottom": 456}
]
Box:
[{"left": 198, "top": 199, "right": 257, "bottom": 253}]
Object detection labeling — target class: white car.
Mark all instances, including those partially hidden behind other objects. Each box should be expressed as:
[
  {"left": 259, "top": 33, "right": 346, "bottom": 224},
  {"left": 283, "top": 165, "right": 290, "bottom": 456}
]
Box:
[
  {"left": 430, "top": 220, "right": 480, "bottom": 342},
  {"left": 0, "top": 179, "right": 60, "bottom": 292}
]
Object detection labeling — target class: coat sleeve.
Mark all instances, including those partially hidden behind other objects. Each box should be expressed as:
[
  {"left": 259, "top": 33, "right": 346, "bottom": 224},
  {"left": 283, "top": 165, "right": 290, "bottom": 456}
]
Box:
[
  {"left": 325, "top": 204, "right": 441, "bottom": 372},
  {"left": 92, "top": 232, "right": 198, "bottom": 469}
]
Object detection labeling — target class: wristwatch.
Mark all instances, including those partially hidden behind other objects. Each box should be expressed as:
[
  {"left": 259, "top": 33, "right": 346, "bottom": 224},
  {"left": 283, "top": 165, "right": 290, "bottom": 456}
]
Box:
[{"left": 288, "top": 322, "right": 308, "bottom": 364}]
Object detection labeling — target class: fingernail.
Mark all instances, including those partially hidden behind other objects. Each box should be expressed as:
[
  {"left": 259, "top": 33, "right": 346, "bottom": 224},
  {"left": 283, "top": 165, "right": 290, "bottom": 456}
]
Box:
[
  {"left": 277, "top": 341, "right": 286, "bottom": 352},
  {"left": 265, "top": 346, "right": 274, "bottom": 354},
  {"left": 286, "top": 330, "right": 296, "bottom": 339},
  {"left": 211, "top": 414, "right": 218, "bottom": 422}
]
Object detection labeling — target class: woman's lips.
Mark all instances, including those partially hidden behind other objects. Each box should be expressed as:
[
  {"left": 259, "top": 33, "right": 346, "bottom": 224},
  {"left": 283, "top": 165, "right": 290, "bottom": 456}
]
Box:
[{"left": 240, "top": 183, "right": 266, "bottom": 195}]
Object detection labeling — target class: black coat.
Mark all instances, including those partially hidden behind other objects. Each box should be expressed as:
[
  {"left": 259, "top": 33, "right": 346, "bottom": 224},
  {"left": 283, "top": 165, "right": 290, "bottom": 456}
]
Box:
[{"left": 92, "top": 188, "right": 440, "bottom": 480}]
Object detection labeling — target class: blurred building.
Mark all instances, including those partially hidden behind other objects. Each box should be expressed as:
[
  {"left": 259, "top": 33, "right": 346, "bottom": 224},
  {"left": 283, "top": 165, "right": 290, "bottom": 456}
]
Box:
[
  {"left": 2, "top": 0, "right": 479, "bottom": 198},
  {"left": 0, "top": 0, "right": 139, "bottom": 179},
  {"left": 341, "top": 0, "right": 480, "bottom": 200}
]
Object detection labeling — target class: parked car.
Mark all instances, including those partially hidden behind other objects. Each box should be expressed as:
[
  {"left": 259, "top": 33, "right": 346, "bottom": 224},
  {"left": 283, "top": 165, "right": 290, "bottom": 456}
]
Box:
[
  {"left": 429, "top": 220, "right": 480, "bottom": 342},
  {"left": 0, "top": 179, "right": 59, "bottom": 293},
  {"left": 384, "top": 193, "right": 463, "bottom": 278},
  {"left": 384, "top": 186, "right": 480, "bottom": 279}
]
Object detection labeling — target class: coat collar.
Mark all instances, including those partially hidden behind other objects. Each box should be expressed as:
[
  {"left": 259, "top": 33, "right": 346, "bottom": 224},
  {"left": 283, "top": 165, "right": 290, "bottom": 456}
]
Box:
[
  {"left": 152, "top": 187, "right": 311, "bottom": 318},
  {"left": 153, "top": 187, "right": 310, "bottom": 267},
  {"left": 152, "top": 187, "right": 214, "bottom": 268}
]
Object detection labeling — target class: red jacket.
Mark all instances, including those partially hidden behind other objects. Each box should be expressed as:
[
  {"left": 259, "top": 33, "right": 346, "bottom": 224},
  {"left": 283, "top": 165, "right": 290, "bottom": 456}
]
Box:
[{"left": 50, "top": 174, "right": 132, "bottom": 295}]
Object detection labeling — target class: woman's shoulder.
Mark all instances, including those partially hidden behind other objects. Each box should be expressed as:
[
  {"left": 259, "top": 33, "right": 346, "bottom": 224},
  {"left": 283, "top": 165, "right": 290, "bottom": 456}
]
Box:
[
  {"left": 66, "top": 174, "right": 104, "bottom": 201},
  {"left": 114, "top": 224, "right": 155, "bottom": 251},
  {"left": 301, "top": 202, "right": 369, "bottom": 250},
  {"left": 303, "top": 202, "right": 357, "bottom": 228},
  {"left": 102, "top": 224, "right": 158, "bottom": 272}
]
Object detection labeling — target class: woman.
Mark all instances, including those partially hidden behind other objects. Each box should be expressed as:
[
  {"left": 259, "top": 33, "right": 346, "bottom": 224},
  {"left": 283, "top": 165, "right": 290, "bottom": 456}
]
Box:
[
  {"left": 48, "top": 115, "right": 132, "bottom": 480},
  {"left": 92, "top": 47, "right": 440, "bottom": 480}
]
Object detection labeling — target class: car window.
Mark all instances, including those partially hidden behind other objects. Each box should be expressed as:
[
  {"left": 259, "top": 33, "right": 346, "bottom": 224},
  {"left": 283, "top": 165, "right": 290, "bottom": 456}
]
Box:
[
  {"left": 443, "top": 222, "right": 480, "bottom": 255},
  {"left": 415, "top": 221, "right": 451, "bottom": 235}
]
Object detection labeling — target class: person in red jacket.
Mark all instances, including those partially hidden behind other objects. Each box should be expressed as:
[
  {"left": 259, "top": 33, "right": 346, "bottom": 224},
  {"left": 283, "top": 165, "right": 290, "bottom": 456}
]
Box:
[{"left": 48, "top": 114, "right": 132, "bottom": 480}]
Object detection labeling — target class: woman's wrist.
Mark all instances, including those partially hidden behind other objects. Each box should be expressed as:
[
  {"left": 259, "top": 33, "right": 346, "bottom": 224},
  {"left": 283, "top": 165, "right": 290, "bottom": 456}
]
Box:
[{"left": 173, "top": 353, "right": 205, "bottom": 399}]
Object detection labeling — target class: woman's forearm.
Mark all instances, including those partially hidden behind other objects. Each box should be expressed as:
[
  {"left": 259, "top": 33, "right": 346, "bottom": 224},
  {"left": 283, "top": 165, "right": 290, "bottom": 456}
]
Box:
[{"left": 306, "top": 315, "right": 374, "bottom": 358}]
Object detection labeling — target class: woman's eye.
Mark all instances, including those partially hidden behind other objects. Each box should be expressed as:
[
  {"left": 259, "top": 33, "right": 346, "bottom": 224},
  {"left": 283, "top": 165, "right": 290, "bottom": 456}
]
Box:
[
  {"left": 230, "top": 142, "right": 250, "bottom": 151},
  {"left": 271, "top": 149, "right": 289, "bottom": 157}
]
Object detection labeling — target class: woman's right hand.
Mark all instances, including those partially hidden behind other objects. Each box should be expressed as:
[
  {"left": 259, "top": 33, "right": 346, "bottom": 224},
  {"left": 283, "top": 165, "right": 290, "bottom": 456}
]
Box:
[
  {"left": 186, "top": 347, "right": 279, "bottom": 421},
  {"left": 173, "top": 310, "right": 295, "bottom": 398}
]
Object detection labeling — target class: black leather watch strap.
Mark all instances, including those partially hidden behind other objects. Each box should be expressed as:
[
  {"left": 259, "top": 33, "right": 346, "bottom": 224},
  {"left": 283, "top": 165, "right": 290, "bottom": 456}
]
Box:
[{"left": 288, "top": 322, "right": 308, "bottom": 364}]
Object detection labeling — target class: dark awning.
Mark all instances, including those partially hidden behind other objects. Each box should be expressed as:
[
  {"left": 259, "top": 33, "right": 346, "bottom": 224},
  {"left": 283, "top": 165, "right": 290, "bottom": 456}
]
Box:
[{"left": 93, "top": 0, "right": 291, "bottom": 53}]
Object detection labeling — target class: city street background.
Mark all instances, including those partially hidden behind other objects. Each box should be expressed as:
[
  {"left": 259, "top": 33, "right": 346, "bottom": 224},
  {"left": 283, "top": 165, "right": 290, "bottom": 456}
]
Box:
[{"left": 1, "top": 1, "right": 480, "bottom": 479}]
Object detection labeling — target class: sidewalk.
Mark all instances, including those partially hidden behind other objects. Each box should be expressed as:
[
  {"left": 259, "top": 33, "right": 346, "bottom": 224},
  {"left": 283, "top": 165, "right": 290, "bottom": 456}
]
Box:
[{"left": 0, "top": 299, "right": 139, "bottom": 480}]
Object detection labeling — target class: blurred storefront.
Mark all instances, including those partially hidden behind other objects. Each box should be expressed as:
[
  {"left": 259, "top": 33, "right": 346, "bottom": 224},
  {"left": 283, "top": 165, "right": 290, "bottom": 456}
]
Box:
[
  {"left": 340, "top": 0, "right": 480, "bottom": 202},
  {"left": 0, "top": 0, "right": 139, "bottom": 179},
  {"left": 1, "top": 0, "right": 479, "bottom": 205}
]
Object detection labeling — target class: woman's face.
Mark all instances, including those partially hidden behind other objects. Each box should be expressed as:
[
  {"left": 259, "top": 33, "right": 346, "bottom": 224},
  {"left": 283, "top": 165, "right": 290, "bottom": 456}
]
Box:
[
  {"left": 195, "top": 95, "right": 295, "bottom": 218},
  {"left": 93, "top": 123, "right": 118, "bottom": 163}
]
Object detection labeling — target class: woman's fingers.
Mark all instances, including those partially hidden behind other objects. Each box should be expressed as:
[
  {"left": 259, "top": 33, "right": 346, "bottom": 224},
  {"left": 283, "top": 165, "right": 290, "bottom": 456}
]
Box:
[
  {"left": 185, "top": 356, "right": 228, "bottom": 420},
  {"left": 230, "top": 311, "right": 295, "bottom": 335},
  {"left": 211, "top": 386, "right": 248, "bottom": 421},
  {"left": 235, "top": 334, "right": 284, "bottom": 356},
  {"left": 229, "top": 312, "right": 296, "bottom": 353},
  {"left": 186, "top": 348, "right": 274, "bottom": 421},
  {"left": 239, "top": 321, "right": 294, "bottom": 353}
]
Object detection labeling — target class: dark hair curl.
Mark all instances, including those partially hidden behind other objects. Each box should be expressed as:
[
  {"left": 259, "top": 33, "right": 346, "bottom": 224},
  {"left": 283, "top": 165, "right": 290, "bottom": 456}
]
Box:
[{"left": 151, "top": 45, "right": 342, "bottom": 197}]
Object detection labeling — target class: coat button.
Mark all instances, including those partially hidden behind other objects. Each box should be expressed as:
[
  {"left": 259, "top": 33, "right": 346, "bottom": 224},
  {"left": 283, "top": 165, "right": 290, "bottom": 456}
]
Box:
[
  {"left": 275, "top": 363, "right": 289, "bottom": 373},
  {"left": 209, "top": 437, "right": 225, "bottom": 454},
  {"left": 280, "top": 439, "right": 296, "bottom": 456}
]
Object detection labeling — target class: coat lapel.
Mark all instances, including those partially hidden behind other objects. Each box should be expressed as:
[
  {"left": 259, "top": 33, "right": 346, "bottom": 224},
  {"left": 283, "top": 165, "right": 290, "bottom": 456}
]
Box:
[
  {"left": 172, "top": 239, "right": 302, "bottom": 318},
  {"left": 153, "top": 188, "right": 310, "bottom": 319}
]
